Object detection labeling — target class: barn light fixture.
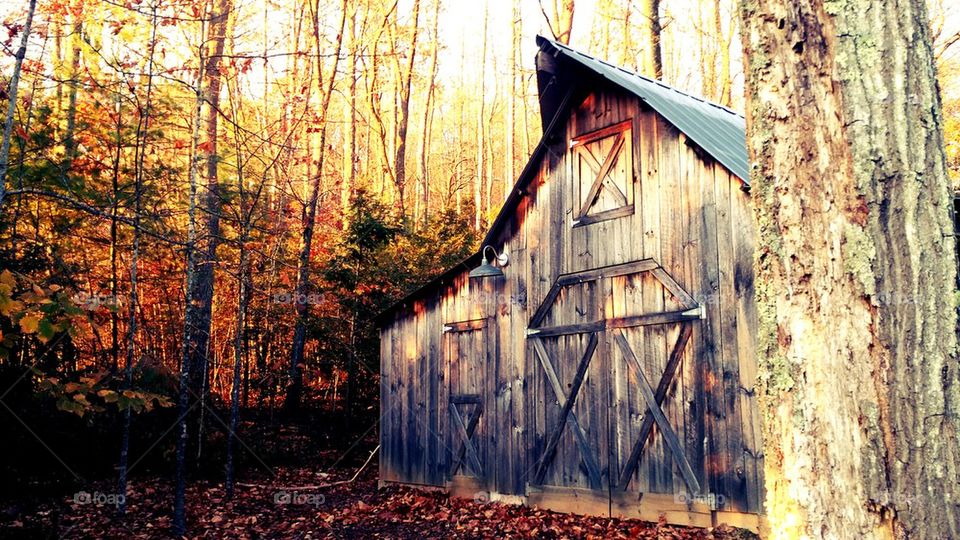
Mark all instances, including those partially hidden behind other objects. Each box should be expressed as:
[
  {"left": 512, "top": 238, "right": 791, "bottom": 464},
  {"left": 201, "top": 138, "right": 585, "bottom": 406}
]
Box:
[{"left": 469, "top": 245, "right": 508, "bottom": 279}]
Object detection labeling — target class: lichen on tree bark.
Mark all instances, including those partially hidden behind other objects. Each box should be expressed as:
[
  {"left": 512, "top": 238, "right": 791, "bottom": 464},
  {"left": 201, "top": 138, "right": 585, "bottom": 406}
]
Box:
[{"left": 740, "top": 0, "right": 960, "bottom": 537}]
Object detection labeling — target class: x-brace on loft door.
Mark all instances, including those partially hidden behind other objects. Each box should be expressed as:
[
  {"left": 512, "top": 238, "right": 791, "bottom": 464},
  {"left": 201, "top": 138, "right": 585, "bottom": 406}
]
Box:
[{"left": 527, "top": 259, "right": 703, "bottom": 496}]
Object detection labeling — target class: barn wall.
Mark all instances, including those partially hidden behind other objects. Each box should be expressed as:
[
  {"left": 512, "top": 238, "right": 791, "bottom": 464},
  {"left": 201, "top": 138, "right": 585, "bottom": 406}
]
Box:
[{"left": 380, "top": 85, "right": 763, "bottom": 515}]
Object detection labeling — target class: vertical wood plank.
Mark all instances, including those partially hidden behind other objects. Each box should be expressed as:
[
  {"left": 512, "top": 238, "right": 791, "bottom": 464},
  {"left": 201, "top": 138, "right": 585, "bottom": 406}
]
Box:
[
  {"left": 681, "top": 137, "right": 708, "bottom": 495},
  {"left": 698, "top": 142, "right": 725, "bottom": 501},
  {"left": 731, "top": 173, "right": 763, "bottom": 514},
  {"left": 715, "top": 164, "right": 747, "bottom": 510}
]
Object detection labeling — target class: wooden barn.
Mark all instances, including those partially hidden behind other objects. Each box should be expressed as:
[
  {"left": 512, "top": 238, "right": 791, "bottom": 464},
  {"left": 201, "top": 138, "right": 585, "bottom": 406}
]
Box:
[{"left": 377, "top": 36, "right": 764, "bottom": 532}]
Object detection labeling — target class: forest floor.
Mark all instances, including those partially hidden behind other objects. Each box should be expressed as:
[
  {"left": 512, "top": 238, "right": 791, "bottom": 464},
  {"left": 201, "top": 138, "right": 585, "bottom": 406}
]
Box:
[
  {"left": 2, "top": 465, "right": 758, "bottom": 539},
  {"left": 1, "top": 410, "right": 757, "bottom": 539}
]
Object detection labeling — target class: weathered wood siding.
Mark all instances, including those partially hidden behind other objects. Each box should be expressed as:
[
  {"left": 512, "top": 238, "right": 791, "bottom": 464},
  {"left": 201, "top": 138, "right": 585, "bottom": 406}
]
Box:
[{"left": 380, "top": 83, "right": 763, "bottom": 514}]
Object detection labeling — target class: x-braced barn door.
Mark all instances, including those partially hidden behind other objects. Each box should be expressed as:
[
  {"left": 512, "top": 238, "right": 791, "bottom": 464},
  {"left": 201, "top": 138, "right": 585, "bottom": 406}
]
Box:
[
  {"left": 527, "top": 259, "right": 703, "bottom": 500},
  {"left": 443, "top": 318, "right": 494, "bottom": 485}
]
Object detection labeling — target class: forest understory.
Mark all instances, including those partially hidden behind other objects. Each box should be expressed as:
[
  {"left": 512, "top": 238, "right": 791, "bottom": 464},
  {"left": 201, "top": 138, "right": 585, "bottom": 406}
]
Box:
[{"left": 1, "top": 409, "right": 756, "bottom": 540}]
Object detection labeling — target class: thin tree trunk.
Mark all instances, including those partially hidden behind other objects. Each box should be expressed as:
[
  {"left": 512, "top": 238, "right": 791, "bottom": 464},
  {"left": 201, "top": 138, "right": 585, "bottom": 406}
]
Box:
[
  {"left": 741, "top": 0, "right": 960, "bottom": 536},
  {"left": 172, "top": 16, "right": 208, "bottom": 536},
  {"left": 61, "top": 18, "right": 82, "bottom": 186},
  {"left": 118, "top": 2, "right": 158, "bottom": 518},
  {"left": 184, "top": 0, "right": 234, "bottom": 468},
  {"left": 456, "top": 35, "right": 466, "bottom": 213},
  {"left": 474, "top": 5, "right": 488, "bottom": 230},
  {"left": 505, "top": 0, "right": 518, "bottom": 201},
  {"left": 110, "top": 90, "right": 122, "bottom": 374},
  {"left": 54, "top": 21, "right": 64, "bottom": 118},
  {"left": 715, "top": 0, "right": 731, "bottom": 106},
  {"left": 639, "top": 0, "right": 662, "bottom": 78},
  {"left": 393, "top": 0, "right": 421, "bottom": 219},
  {"left": 521, "top": 72, "right": 531, "bottom": 156},
  {"left": 225, "top": 225, "right": 249, "bottom": 498},
  {"left": 484, "top": 105, "right": 493, "bottom": 220},
  {"left": 698, "top": 2, "right": 715, "bottom": 99},
  {"left": 341, "top": 5, "right": 358, "bottom": 229},
  {"left": 9, "top": 30, "right": 45, "bottom": 244},
  {"left": 418, "top": 0, "right": 441, "bottom": 226},
  {"left": 0, "top": 0, "right": 37, "bottom": 207},
  {"left": 224, "top": 30, "right": 252, "bottom": 502},
  {"left": 364, "top": 3, "right": 398, "bottom": 202},
  {"left": 287, "top": 0, "right": 349, "bottom": 412},
  {"left": 540, "top": 0, "right": 575, "bottom": 44},
  {"left": 621, "top": 0, "right": 633, "bottom": 68}
]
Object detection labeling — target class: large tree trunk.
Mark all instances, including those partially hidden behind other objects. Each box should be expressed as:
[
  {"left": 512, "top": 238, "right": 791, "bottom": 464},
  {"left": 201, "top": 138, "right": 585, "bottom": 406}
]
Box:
[{"left": 740, "top": 0, "right": 960, "bottom": 537}]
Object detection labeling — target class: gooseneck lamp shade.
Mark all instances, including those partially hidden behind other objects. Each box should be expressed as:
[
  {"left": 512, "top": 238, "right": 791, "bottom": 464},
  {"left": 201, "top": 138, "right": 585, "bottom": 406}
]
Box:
[{"left": 469, "top": 246, "right": 507, "bottom": 279}]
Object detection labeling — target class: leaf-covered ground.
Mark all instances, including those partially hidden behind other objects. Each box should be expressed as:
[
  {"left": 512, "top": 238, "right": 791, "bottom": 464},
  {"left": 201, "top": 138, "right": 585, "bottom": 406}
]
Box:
[{"left": 3, "top": 464, "right": 757, "bottom": 539}]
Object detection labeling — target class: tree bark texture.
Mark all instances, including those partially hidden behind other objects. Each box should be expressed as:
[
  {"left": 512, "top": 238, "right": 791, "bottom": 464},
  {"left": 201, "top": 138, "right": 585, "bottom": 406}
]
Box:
[
  {"left": 740, "top": 0, "right": 960, "bottom": 537},
  {"left": 185, "top": 0, "right": 234, "bottom": 415}
]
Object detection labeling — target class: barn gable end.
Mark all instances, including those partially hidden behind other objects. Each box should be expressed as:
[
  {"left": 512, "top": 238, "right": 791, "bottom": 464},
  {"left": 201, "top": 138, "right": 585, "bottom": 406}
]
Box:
[{"left": 379, "top": 38, "right": 764, "bottom": 532}]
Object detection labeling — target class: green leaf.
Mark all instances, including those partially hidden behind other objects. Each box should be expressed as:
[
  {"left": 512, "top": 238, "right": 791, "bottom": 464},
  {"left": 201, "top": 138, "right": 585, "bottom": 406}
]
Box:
[
  {"left": 56, "top": 396, "right": 85, "bottom": 417},
  {"left": 37, "top": 318, "right": 55, "bottom": 343}
]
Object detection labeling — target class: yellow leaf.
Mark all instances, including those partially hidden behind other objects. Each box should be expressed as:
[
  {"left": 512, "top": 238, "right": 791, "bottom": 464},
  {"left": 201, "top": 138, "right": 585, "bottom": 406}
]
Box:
[
  {"left": 0, "top": 297, "right": 23, "bottom": 317},
  {"left": 0, "top": 270, "right": 15, "bottom": 287},
  {"left": 20, "top": 315, "right": 39, "bottom": 334}
]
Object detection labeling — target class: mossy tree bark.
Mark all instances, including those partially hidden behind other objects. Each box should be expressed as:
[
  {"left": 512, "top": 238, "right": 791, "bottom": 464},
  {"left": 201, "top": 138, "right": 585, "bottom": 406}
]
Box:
[{"left": 740, "top": 0, "right": 960, "bottom": 537}]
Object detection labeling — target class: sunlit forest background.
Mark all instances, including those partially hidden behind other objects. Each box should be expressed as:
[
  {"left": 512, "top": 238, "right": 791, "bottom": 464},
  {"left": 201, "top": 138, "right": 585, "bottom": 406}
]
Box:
[{"left": 0, "top": 0, "right": 958, "bottom": 507}]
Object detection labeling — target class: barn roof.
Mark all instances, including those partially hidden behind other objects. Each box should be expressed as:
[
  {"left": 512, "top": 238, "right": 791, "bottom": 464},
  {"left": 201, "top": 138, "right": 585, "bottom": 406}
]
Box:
[
  {"left": 537, "top": 36, "right": 750, "bottom": 182},
  {"left": 377, "top": 38, "right": 749, "bottom": 324}
]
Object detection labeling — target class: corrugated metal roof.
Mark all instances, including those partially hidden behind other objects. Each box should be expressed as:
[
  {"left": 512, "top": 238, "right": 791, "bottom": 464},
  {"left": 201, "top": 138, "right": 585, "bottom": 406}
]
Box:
[{"left": 538, "top": 36, "right": 750, "bottom": 183}]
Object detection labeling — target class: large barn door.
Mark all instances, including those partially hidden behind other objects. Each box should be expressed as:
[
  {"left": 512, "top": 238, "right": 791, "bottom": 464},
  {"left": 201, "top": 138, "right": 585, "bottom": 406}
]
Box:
[
  {"left": 527, "top": 260, "right": 702, "bottom": 503},
  {"left": 443, "top": 318, "right": 493, "bottom": 485},
  {"left": 606, "top": 270, "right": 701, "bottom": 497},
  {"left": 528, "top": 278, "right": 607, "bottom": 492}
]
